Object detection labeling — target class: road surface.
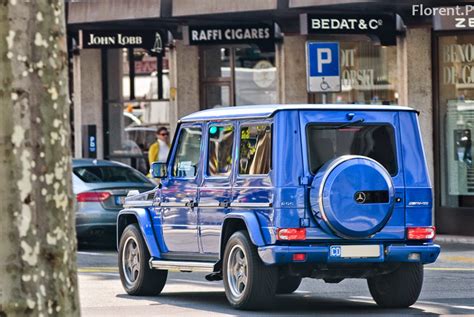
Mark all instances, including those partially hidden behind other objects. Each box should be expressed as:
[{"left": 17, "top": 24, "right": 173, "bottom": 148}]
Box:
[{"left": 77, "top": 241, "right": 474, "bottom": 316}]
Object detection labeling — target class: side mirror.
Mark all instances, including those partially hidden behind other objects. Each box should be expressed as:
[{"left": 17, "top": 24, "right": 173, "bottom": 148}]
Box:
[{"left": 150, "top": 162, "right": 168, "bottom": 179}]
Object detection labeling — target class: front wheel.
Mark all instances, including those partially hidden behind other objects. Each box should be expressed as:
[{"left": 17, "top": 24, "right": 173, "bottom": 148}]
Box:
[
  {"left": 223, "top": 231, "right": 278, "bottom": 309},
  {"left": 367, "top": 263, "right": 423, "bottom": 308},
  {"left": 118, "top": 224, "right": 168, "bottom": 296}
]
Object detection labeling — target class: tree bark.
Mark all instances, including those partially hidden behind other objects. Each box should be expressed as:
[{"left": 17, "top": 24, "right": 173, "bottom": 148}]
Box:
[{"left": 0, "top": 0, "right": 80, "bottom": 316}]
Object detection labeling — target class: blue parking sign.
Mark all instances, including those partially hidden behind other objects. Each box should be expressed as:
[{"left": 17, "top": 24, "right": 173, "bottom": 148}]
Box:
[{"left": 306, "top": 42, "right": 341, "bottom": 92}]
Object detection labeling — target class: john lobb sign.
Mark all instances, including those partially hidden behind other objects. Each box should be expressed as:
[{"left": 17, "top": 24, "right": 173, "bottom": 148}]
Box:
[{"left": 80, "top": 30, "right": 166, "bottom": 54}]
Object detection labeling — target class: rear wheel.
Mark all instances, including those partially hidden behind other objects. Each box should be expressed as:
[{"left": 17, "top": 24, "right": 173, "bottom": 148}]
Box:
[
  {"left": 367, "top": 263, "right": 423, "bottom": 308},
  {"left": 223, "top": 231, "right": 278, "bottom": 309},
  {"left": 276, "top": 276, "right": 302, "bottom": 294},
  {"left": 119, "top": 224, "right": 168, "bottom": 296}
]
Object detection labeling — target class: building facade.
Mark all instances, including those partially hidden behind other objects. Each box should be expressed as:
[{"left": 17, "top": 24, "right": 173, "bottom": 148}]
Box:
[{"left": 66, "top": 0, "right": 474, "bottom": 235}]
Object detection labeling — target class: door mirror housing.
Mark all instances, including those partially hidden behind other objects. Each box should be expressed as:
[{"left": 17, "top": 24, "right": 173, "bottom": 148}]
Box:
[{"left": 151, "top": 162, "right": 168, "bottom": 179}]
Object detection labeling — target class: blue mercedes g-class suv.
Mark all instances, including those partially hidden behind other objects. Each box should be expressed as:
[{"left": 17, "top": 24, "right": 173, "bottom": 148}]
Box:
[{"left": 117, "top": 104, "right": 440, "bottom": 309}]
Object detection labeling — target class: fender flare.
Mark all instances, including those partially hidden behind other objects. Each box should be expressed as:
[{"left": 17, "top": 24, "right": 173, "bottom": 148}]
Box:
[
  {"left": 219, "top": 212, "right": 266, "bottom": 259},
  {"left": 117, "top": 208, "right": 161, "bottom": 258}
]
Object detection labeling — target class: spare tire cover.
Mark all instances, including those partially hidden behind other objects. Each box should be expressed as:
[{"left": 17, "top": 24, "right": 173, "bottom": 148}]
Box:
[{"left": 310, "top": 155, "right": 395, "bottom": 239}]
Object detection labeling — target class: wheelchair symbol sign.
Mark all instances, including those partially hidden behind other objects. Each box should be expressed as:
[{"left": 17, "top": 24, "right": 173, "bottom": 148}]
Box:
[{"left": 306, "top": 42, "right": 341, "bottom": 93}]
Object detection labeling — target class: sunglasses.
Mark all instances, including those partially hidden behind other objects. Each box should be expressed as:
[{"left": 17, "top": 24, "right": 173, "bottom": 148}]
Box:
[{"left": 159, "top": 133, "right": 169, "bottom": 136}]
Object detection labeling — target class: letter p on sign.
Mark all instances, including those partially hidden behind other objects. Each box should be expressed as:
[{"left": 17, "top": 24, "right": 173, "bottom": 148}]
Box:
[
  {"left": 317, "top": 48, "right": 332, "bottom": 73},
  {"left": 306, "top": 42, "right": 341, "bottom": 93}
]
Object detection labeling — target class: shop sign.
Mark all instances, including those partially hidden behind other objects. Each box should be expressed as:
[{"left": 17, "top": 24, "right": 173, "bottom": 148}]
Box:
[
  {"left": 183, "top": 24, "right": 276, "bottom": 48},
  {"left": 82, "top": 125, "right": 97, "bottom": 158},
  {"left": 433, "top": 8, "right": 474, "bottom": 30},
  {"left": 300, "top": 13, "right": 397, "bottom": 46},
  {"left": 81, "top": 30, "right": 166, "bottom": 54},
  {"left": 442, "top": 43, "right": 474, "bottom": 86},
  {"left": 306, "top": 42, "right": 341, "bottom": 93},
  {"left": 135, "top": 60, "right": 157, "bottom": 75}
]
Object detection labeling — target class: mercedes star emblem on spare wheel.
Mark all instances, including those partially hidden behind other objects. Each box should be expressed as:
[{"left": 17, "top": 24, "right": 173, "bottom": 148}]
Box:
[{"left": 355, "top": 191, "right": 366, "bottom": 204}]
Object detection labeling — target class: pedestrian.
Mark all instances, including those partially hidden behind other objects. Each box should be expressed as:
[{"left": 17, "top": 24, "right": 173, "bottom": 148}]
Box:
[{"left": 148, "top": 127, "right": 170, "bottom": 166}]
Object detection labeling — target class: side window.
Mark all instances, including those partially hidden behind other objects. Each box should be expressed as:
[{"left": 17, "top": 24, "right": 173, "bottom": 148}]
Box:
[
  {"left": 172, "top": 126, "right": 202, "bottom": 178},
  {"left": 239, "top": 124, "right": 272, "bottom": 175},
  {"left": 208, "top": 125, "right": 234, "bottom": 177}
]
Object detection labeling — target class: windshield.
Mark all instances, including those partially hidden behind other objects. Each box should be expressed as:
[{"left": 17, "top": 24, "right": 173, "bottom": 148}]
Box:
[
  {"left": 73, "top": 166, "right": 151, "bottom": 184},
  {"left": 306, "top": 124, "right": 397, "bottom": 175}
]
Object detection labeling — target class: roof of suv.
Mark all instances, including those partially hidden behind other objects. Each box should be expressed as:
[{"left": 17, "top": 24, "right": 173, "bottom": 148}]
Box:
[{"left": 180, "top": 104, "right": 417, "bottom": 122}]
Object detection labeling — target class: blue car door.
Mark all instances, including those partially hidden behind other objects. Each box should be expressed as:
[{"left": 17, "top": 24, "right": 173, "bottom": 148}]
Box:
[
  {"left": 159, "top": 124, "right": 202, "bottom": 255},
  {"left": 198, "top": 123, "right": 235, "bottom": 258},
  {"left": 231, "top": 122, "right": 274, "bottom": 242}
]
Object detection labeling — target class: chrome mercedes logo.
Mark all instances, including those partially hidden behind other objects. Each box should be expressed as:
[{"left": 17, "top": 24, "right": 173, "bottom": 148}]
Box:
[{"left": 355, "top": 191, "right": 366, "bottom": 204}]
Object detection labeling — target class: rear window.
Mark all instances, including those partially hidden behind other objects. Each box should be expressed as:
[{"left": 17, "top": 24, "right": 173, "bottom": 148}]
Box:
[
  {"left": 306, "top": 124, "right": 397, "bottom": 175},
  {"left": 239, "top": 124, "right": 272, "bottom": 175},
  {"left": 73, "top": 166, "right": 150, "bottom": 183}
]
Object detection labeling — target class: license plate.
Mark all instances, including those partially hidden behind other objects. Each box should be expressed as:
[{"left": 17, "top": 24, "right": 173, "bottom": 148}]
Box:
[
  {"left": 329, "top": 245, "right": 381, "bottom": 258},
  {"left": 116, "top": 196, "right": 126, "bottom": 205}
]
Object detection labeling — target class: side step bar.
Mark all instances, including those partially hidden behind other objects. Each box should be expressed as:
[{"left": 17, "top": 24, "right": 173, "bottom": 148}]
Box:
[{"left": 149, "top": 259, "right": 215, "bottom": 273}]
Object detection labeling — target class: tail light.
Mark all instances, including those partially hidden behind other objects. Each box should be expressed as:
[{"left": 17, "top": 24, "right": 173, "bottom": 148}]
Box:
[
  {"left": 292, "top": 253, "right": 306, "bottom": 262},
  {"left": 277, "top": 228, "right": 306, "bottom": 241},
  {"left": 407, "top": 226, "right": 436, "bottom": 240},
  {"left": 76, "top": 191, "right": 111, "bottom": 202}
]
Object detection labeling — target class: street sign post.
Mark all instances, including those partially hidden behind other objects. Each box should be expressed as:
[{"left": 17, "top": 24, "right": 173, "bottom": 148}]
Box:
[{"left": 306, "top": 42, "right": 341, "bottom": 93}]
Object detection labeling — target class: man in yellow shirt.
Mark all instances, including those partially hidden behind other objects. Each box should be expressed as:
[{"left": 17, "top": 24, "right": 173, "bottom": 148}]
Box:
[{"left": 148, "top": 127, "right": 170, "bottom": 166}]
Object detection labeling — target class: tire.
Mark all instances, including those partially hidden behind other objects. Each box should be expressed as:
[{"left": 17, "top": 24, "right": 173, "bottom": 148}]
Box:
[
  {"left": 276, "top": 276, "right": 302, "bottom": 294},
  {"left": 118, "top": 224, "right": 168, "bottom": 296},
  {"left": 223, "top": 231, "right": 278, "bottom": 309},
  {"left": 367, "top": 263, "right": 423, "bottom": 308}
]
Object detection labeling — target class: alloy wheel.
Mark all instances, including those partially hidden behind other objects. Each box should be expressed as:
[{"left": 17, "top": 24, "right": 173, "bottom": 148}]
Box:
[{"left": 227, "top": 244, "right": 248, "bottom": 298}]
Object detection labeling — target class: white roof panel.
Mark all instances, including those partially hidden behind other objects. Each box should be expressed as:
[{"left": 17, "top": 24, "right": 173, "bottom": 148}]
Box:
[{"left": 180, "top": 104, "right": 417, "bottom": 122}]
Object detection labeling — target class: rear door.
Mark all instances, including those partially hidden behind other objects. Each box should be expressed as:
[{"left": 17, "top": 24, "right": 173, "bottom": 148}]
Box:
[
  {"left": 300, "top": 110, "right": 406, "bottom": 240},
  {"left": 198, "top": 123, "right": 235, "bottom": 257},
  {"left": 231, "top": 122, "right": 274, "bottom": 240}
]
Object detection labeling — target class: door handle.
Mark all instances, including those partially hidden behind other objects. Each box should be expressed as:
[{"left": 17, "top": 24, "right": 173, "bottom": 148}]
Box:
[
  {"left": 185, "top": 200, "right": 197, "bottom": 208},
  {"left": 219, "top": 200, "right": 230, "bottom": 208}
]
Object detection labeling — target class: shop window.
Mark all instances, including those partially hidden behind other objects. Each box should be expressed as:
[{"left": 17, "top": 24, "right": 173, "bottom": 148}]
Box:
[
  {"left": 200, "top": 45, "right": 276, "bottom": 109},
  {"left": 309, "top": 39, "right": 398, "bottom": 105},
  {"left": 122, "top": 48, "right": 170, "bottom": 101},
  {"left": 234, "top": 47, "right": 277, "bottom": 106},
  {"left": 438, "top": 34, "right": 474, "bottom": 208},
  {"left": 105, "top": 48, "right": 170, "bottom": 175},
  {"left": 207, "top": 125, "right": 234, "bottom": 177},
  {"left": 239, "top": 125, "right": 272, "bottom": 175}
]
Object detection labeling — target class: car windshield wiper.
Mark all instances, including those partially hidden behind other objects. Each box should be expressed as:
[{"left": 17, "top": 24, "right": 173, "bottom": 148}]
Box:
[{"left": 333, "top": 118, "right": 365, "bottom": 129}]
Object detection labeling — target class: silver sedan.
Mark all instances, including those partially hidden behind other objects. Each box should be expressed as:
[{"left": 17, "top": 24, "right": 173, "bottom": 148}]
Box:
[{"left": 73, "top": 159, "right": 156, "bottom": 246}]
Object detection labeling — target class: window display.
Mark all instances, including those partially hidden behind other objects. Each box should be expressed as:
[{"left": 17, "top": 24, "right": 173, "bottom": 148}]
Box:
[
  {"left": 438, "top": 35, "right": 474, "bottom": 208},
  {"left": 310, "top": 39, "right": 398, "bottom": 105}
]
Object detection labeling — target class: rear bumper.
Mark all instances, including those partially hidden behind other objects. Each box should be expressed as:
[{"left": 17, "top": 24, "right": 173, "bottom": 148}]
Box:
[{"left": 258, "top": 243, "right": 440, "bottom": 265}]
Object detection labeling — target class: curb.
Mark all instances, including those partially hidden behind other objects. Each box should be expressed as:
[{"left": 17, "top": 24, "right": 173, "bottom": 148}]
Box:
[{"left": 435, "top": 235, "right": 474, "bottom": 245}]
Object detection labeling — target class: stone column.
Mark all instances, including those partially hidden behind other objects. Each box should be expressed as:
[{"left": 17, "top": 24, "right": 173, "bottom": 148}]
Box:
[
  {"left": 277, "top": 34, "right": 308, "bottom": 104},
  {"left": 397, "top": 27, "right": 434, "bottom": 184},
  {"left": 72, "top": 49, "right": 103, "bottom": 159},
  {"left": 168, "top": 40, "right": 200, "bottom": 137}
]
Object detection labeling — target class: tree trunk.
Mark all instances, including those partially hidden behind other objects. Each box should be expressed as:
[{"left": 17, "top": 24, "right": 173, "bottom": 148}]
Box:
[{"left": 0, "top": 1, "right": 80, "bottom": 315}]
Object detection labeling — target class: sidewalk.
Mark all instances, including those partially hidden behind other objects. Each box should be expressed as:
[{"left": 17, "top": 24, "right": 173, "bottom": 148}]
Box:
[{"left": 436, "top": 234, "right": 474, "bottom": 245}]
